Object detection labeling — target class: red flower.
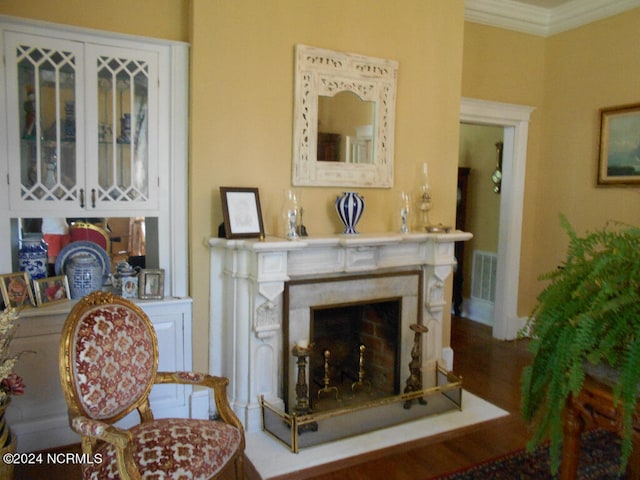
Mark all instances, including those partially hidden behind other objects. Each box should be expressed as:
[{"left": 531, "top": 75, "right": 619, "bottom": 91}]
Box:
[{"left": 1, "top": 373, "right": 25, "bottom": 396}]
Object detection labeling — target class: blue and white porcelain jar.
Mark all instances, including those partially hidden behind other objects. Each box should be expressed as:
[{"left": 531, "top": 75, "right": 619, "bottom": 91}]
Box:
[
  {"left": 65, "top": 254, "right": 103, "bottom": 299},
  {"left": 335, "top": 191, "right": 365, "bottom": 234},
  {"left": 18, "top": 234, "right": 48, "bottom": 280}
]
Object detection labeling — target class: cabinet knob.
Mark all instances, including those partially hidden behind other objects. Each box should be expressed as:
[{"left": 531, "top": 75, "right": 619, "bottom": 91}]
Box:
[
  {"left": 91, "top": 188, "right": 96, "bottom": 209},
  {"left": 79, "top": 188, "right": 85, "bottom": 208}
]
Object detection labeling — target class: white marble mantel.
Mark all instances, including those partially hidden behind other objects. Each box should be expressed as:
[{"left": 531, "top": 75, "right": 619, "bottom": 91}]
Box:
[{"left": 208, "top": 231, "right": 471, "bottom": 432}]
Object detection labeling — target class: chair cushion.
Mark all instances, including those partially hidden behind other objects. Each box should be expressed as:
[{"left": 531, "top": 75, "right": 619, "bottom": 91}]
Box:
[
  {"left": 73, "top": 305, "right": 156, "bottom": 419},
  {"left": 84, "top": 418, "right": 242, "bottom": 480}
]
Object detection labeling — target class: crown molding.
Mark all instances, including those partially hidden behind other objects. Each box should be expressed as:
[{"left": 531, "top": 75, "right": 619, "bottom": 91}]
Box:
[{"left": 465, "top": 0, "right": 640, "bottom": 36}]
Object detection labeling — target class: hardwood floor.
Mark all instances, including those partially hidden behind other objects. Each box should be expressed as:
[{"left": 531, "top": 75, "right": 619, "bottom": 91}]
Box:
[{"left": 15, "top": 316, "right": 533, "bottom": 480}]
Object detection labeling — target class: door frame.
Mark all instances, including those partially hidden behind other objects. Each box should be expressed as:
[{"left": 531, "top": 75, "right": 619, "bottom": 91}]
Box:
[{"left": 460, "top": 97, "right": 535, "bottom": 340}]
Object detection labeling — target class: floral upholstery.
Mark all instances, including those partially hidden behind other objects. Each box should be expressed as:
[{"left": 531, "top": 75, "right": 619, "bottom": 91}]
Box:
[
  {"left": 60, "top": 292, "right": 245, "bottom": 480},
  {"left": 83, "top": 418, "right": 242, "bottom": 480},
  {"left": 72, "top": 305, "right": 155, "bottom": 419}
]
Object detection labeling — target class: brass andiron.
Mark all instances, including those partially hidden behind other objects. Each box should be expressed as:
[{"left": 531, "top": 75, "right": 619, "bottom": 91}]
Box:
[
  {"left": 403, "top": 323, "right": 429, "bottom": 409},
  {"left": 351, "top": 344, "right": 372, "bottom": 393},
  {"left": 317, "top": 349, "right": 339, "bottom": 400}
]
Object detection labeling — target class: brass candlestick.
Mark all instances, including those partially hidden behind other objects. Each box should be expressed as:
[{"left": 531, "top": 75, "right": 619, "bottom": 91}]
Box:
[
  {"left": 292, "top": 345, "right": 311, "bottom": 415},
  {"left": 403, "top": 323, "right": 429, "bottom": 409},
  {"left": 291, "top": 345, "right": 318, "bottom": 433}
]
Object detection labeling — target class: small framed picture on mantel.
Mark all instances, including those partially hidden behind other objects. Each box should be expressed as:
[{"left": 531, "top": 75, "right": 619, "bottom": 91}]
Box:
[
  {"left": 597, "top": 103, "right": 640, "bottom": 186},
  {"left": 219, "top": 187, "right": 265, "bottom": 239}
]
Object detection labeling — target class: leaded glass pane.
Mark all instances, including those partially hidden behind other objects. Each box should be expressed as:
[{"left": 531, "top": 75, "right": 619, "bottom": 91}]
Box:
[
  {"left": 17, "top": 44, "right": 77, "bottom": 202},
  {"left": 96, "top": 55, "right": 149, "bottom": 203}
]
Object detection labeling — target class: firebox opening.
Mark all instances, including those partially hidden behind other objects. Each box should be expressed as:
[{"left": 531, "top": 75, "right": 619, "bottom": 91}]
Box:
[{"left": 310, "top": 298, "right": 401, "bottom": 413}]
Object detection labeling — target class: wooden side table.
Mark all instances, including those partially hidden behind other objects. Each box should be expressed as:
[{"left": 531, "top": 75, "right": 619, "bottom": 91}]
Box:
[{"left": 561, "top": 373, "right": 640, "bottom": 479}]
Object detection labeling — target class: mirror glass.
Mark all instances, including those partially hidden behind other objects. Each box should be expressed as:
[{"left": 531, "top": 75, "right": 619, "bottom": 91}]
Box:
[
  {"left": 292, "top": 45, "right": 397, "bottom": 188},
  {"left": 317, "top": 92, "right": 375, "bottom": 164}
]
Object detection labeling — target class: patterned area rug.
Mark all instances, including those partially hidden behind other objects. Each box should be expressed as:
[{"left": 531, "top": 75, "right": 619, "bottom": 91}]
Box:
[{"left": 432, "top": 429, "right": 625, "bottom": 479}]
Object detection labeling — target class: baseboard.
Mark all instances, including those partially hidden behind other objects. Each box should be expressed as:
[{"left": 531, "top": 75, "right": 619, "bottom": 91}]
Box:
[
  {"left": 11, "top": 415, "right": 78, "bottom": 453},
  {"left": 461, "top": 297, "right": 494, "bottom": 326}
]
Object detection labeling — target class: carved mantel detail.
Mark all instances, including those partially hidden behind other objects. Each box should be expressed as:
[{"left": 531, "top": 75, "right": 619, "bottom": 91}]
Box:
[
  {"left": 255, "top": 301, "right": 280, "bottom": 339},
  {"left": 209, "top": 231, "right": 471, "bottom": 432}
]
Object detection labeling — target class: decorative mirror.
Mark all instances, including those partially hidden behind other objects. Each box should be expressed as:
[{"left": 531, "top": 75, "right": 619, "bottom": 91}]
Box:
[{"left": 292, "top": 44, "right": 398, "bottom": 188}]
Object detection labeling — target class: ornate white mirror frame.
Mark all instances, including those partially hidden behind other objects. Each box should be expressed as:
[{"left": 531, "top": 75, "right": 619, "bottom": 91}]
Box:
[{"left": 292, "top": 44, "right": 398, "bottom": 188}]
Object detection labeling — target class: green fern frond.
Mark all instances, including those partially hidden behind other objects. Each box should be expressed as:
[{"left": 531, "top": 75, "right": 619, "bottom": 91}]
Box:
[{"left": 520, "top": 215, "right": 640, "bottom": 474}]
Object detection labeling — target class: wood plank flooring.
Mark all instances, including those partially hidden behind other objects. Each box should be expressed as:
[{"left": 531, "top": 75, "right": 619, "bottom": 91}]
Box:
[{"left": 15, "top": 316, "right": 533, "bottom": 480}]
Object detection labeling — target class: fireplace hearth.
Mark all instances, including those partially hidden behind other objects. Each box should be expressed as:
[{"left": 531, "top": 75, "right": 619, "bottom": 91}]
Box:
[{"left": 209, "top": 231, "right": 472, "bottom": 434}]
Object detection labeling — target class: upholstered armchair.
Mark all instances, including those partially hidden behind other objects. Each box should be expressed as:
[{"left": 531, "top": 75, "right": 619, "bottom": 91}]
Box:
[{"left": 59, "top": 291, "right": 245, "bottom": 480}]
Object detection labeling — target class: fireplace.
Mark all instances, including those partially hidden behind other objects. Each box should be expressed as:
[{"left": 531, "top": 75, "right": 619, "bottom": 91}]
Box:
[
  {"left": 283, "top": 271, "right": 420, "bottom": 415},
  {"left": 310, "top": 299, "right": 401, "bottom": 406},
  {"left": 208, "top": 231, "right": 471, "bottom": 434}
]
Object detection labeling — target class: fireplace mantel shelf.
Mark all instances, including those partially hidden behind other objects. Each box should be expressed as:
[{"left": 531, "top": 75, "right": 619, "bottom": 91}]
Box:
[
  {"left": 208, "top": 231, "right": 472, "bottom": 251},
  {"left": 209, "top": 231, "right": 472, "bottom": 278},
  {"left": 208, "top": 230, "right": 472, "bottom": 432}
]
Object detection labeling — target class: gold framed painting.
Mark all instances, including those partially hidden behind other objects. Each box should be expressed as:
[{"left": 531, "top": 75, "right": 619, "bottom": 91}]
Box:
[
  {"left": 597, "top": 103, "right": 640, "bottom": 186},
  {"left": 0, "top": 272, "right": 35, "bottom": 309},
  {"left": 33, "top": 275, "right": 71, "bottom": 306}
]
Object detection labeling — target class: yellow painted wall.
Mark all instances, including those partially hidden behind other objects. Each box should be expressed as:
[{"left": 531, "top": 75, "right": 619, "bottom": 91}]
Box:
[
  {"left": 0, "top": 0, "right": 188, "bottom": 41},
  {"left": 190, "top": 0, "right": 465, "bottom": 368},
  {"left": 462, "top": 10, "right": 640, "bottom": 317},
  {"left": 461, "top": 22, "right": 546, "bottom": 317},
  {"left": 7, "top": 1, "right": 638, "bottom": 375},
  {"left": 0, "top": 1, "right": 467, "bottom": 372},
  {"left": 535, "top": 9, "right": 640, "bottom": 283}
]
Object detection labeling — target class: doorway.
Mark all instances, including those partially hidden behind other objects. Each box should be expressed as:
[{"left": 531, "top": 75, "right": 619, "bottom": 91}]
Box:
[
  {"left": 457, "top": 124, "right": 503, "bottom": 326},
  {"left": 459, "top": 98, "right": 534, "bottom": 340}
]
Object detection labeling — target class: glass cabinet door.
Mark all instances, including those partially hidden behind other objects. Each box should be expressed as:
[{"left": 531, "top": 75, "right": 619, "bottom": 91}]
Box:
[
  {"left": 87, "top": 45, "right": 158, "bottom": 210},
  {"left": 5, "top": 32, "right": 85, "bottom": 210}
]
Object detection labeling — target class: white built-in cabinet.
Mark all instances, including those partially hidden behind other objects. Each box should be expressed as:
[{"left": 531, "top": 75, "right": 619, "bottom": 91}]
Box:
[
  {"left": 0, "top": 16, "right": 194, "bottom": 452},
  {"left": 4, "top": 26, "right": 160, "bottom": 213},
  {"left": 0, "top": 15, "right": 190, "bottom": 296}
]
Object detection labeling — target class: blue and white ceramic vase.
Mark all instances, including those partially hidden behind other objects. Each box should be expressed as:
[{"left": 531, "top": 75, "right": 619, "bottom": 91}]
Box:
[
  {"left": 65, "top": 254, "right": 103, "bottom": 299},
  {"left": 335, "top": 191, "right": 365, "bottom": 234},
  {"left": 18, "top": 234, "right": 48, "bottom": 280}
]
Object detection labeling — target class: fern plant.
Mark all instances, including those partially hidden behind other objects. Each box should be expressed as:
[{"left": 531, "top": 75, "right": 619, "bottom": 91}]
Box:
[{"left": 520, "top": 215, "right": 640, "bottom": 473}]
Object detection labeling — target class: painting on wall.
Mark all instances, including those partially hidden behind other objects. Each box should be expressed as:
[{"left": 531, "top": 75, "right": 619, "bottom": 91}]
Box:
[{"left": 598, "top": 103, "right": 640, "bottom": 186}]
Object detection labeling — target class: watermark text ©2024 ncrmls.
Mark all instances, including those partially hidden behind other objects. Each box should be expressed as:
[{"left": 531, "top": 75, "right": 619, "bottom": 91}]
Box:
[{"left": 2, "top": 452, "right": 103, "bottom": 465}]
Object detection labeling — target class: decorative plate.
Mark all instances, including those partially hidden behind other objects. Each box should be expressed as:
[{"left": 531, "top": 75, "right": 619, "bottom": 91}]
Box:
[{"left": 54, "top": 240, "right": 111, "bottom": 278}]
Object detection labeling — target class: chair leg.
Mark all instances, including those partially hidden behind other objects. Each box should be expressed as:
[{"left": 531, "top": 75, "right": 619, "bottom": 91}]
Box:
[
  {"left": 235, "top": 453, "right": 245, "bottom": 480},
  {"left": 561, "top": 399, "right": 584, "bottom": 480}
]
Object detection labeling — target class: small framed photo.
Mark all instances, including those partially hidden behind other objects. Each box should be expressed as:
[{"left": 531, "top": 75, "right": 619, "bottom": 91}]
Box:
[
  {"left": 138, "top": 269, "right": 165, "bottom": 300},
  {"left": 121, "top": 276, "right": 138, "bottom": 299},
  {"left": 220, "top": 187, "right": 265, "bottom": 239},
  {"left": 0, "top": 272, "right": 35, "bottom": 309},
  {"left": 597, "top": 103, "right": 640, "bottom": 186},
  {"left": 33, "top": 275, "right": 71, "bottom": 307}
]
